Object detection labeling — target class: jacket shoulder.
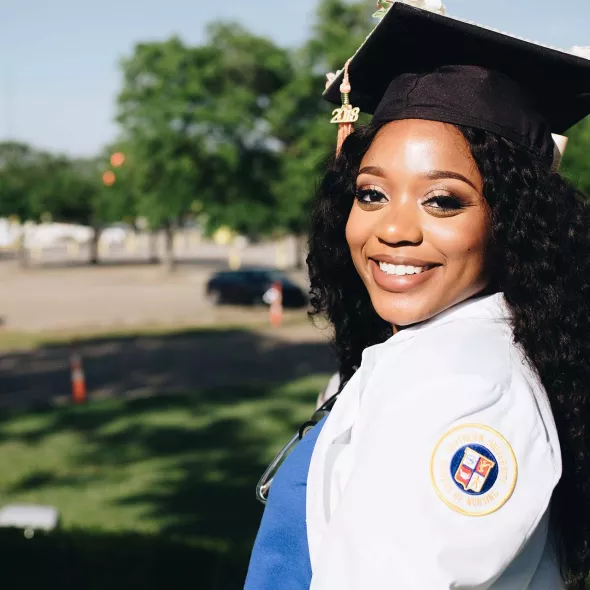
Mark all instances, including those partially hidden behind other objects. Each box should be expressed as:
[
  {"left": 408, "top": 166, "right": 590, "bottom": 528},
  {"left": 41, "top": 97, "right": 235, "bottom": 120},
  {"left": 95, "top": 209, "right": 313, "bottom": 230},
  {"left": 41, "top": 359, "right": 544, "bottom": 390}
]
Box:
[{"left": 393, "top": 318, "right": 513, "bottom": 389}]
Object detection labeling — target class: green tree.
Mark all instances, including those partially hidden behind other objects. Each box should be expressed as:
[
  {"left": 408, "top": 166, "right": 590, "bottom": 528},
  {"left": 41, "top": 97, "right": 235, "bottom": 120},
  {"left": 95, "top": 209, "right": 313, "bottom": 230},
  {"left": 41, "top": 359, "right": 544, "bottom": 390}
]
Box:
[
  {"left": 562, "top": 116, "right": 590, "bottom": 196},
  {"left": 25, "top": 154, "right": 127, "bottom": 265},
  {"left": 27, "top": 155, "right": 95, "bottom": 224},
  {"left": 116, "top": 26, "right": 292, "bottom": 270},
  {"left": 0, "top": 142, "right": 38, "bottom": 265},
  {"left": 117, "top": 35, "right": 202, "bottom": 270},
  {"left": 89, "top": 147, "right": 141, "bottom": 264},
  {"left": 0, "top": 142, "right": 37, "bottom": 221}
]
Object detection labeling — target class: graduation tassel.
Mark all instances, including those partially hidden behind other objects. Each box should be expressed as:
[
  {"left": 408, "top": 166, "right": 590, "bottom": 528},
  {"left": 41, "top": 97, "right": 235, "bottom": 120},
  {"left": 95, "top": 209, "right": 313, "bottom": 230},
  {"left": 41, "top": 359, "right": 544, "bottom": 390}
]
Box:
[
  {"left": 330, "top": 60, "right": 360, "bottom": 155},
  {"left": 336, "top": 94, "right": 354, "bottom": 154}
]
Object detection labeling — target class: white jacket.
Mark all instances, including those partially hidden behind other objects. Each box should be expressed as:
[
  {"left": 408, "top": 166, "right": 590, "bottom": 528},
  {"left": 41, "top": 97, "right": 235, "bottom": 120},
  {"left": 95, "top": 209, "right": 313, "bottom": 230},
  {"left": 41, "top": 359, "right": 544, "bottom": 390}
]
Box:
[{"left": 306, "top": 293, "right": 563, "bottom": 589}]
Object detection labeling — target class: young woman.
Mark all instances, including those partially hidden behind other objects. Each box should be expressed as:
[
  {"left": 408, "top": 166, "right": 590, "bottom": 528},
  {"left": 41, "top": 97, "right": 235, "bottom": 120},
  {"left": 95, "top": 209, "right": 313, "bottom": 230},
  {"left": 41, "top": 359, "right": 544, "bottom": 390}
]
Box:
[{"left": 246, "top": 3, "right": 590, "bottom": 588}]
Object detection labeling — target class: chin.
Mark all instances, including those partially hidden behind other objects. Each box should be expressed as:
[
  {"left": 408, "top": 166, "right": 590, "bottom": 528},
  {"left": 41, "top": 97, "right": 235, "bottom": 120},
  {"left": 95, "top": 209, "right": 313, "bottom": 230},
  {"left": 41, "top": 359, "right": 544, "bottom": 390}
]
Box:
[{"left": 370, "top": 293, "right": 438, "bottom": 328}]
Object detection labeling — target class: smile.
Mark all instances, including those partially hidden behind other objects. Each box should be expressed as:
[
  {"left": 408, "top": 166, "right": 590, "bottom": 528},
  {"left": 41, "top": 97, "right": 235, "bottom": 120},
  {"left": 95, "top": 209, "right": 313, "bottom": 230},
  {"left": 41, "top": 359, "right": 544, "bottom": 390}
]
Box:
[{"left": 377, "top": 262, "right": 431, "bottom": 276}]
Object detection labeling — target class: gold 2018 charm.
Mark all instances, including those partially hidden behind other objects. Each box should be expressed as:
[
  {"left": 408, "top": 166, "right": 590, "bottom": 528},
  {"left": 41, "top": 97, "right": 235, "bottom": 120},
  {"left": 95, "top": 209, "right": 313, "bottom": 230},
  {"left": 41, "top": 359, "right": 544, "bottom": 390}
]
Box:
[{"left": 330, "top": 106, "right": 360, "bottom": 125}]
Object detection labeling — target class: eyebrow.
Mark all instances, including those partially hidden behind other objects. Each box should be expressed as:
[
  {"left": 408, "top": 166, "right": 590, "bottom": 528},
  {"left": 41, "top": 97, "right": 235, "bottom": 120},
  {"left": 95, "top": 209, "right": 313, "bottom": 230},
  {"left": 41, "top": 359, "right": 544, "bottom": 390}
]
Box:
[
  {"left": 358, "top": 166, "right": 387, "bottom": 178},
  {"left": 358, "top": 166, "right": 478, "bottom": 191},
  {"left": 425, "top": 170, "right": 478, "bottom": 190}
]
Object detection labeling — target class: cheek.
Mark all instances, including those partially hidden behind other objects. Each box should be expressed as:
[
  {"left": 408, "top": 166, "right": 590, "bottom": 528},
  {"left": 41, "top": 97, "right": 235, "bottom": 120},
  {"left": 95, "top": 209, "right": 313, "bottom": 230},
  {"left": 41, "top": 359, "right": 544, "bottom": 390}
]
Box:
[
  {"left": 425, "top": 213, "right": 489, "bottom": 261},
  {"left": 345, "top": 207, "right": 370, "bottom": 255}
]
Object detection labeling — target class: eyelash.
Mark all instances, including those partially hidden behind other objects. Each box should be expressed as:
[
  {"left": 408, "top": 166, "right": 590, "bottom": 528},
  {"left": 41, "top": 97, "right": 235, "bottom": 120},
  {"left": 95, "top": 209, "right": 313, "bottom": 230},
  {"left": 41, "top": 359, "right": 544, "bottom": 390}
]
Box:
[
  {"left": 354, "top": 188, "right": 466, "bottom": 214},
  {"left": 423, "top": 194, "right": 465, "bottom": 212}
]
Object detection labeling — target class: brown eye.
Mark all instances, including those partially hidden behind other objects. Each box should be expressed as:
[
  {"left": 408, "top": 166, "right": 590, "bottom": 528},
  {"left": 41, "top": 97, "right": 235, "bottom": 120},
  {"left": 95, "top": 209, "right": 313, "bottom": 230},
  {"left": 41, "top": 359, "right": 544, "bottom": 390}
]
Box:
[{"left": 355, "top": 189, "right": 388, "bottom": 204}]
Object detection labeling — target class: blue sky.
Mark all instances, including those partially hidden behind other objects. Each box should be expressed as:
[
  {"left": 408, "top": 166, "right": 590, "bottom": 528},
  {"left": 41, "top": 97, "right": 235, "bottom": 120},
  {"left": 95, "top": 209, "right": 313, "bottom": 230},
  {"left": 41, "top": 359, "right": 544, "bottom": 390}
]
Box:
[{"left": 0, "top": 0, "right": 587, "bottom": 156}]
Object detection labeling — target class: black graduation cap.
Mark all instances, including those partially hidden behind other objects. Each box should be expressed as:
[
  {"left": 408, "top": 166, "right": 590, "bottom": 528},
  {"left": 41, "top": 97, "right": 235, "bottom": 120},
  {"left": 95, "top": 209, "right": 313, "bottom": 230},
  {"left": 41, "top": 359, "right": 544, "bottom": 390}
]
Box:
[{"left": 323, "top": 2, "right": 590, "bottom": 165}]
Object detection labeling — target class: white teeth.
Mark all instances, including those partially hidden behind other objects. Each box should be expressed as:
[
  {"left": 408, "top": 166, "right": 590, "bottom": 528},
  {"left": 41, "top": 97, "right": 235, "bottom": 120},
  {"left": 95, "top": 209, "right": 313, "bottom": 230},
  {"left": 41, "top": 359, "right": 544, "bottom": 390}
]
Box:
[{"left": 378, "top": 262, "right": 428, "bottom": 276}]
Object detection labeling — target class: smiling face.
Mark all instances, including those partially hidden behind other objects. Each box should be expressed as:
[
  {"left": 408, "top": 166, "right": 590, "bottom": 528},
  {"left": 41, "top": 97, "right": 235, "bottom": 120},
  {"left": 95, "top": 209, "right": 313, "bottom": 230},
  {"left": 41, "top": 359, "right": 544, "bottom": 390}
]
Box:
[{"left": 346, "top": 120, "right": 492, "bottom": 329}]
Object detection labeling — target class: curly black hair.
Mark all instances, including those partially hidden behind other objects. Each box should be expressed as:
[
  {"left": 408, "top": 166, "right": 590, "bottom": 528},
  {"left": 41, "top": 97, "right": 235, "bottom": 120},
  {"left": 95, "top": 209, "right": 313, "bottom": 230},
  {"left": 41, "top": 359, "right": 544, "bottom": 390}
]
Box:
[{"left": 307, "top": 121, "right": 590, "bottom": 587}]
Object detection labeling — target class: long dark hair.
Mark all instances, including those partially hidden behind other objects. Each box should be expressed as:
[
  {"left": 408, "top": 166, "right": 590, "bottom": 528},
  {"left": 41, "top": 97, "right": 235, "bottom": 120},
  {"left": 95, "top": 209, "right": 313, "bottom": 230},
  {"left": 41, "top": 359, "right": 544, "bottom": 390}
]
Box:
[{"left": 307, "top": 121, "right": 590, "bottom": 587}]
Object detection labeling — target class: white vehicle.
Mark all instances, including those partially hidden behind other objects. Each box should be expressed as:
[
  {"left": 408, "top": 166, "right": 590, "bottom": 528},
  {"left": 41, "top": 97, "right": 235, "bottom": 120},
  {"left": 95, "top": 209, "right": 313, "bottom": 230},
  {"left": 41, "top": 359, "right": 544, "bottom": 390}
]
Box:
[
  {"left": 0, "top": 218, "right": 18, "bottom": 248},
  {"left": 101, "top": 225, "right": 129, "bottom": 246},
  {"left": 24, "top": 223, "right": 93, "bottom": 248}
]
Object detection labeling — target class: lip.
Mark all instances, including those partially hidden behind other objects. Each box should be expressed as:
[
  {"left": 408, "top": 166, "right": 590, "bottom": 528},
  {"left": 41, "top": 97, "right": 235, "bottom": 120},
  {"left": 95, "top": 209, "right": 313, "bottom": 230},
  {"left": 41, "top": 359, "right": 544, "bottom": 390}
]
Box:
[{"left": 369, "top": 259, "right": 441, "bottom": 293}]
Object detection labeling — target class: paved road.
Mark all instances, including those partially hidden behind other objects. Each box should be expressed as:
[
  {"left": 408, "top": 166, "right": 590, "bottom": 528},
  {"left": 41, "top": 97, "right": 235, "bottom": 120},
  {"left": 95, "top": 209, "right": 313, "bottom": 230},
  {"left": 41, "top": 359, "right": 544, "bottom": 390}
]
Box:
[{"left": 0, "top": 260, "right": 308, "bottom": 333}]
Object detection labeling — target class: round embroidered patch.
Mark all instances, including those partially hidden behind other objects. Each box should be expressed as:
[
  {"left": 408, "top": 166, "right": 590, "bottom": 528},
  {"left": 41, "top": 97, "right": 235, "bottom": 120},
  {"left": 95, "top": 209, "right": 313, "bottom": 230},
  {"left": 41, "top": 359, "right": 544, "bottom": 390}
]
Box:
[{"left": 430, "top": 424, "right": 517, "bottom": 516}]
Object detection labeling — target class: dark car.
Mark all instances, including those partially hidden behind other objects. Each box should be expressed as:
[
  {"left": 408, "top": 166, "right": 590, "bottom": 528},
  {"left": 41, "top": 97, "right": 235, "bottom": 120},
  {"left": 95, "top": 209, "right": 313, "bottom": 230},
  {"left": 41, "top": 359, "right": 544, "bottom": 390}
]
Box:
[{"left": 205, "top": 268, "right": 307, "bottom": 308}]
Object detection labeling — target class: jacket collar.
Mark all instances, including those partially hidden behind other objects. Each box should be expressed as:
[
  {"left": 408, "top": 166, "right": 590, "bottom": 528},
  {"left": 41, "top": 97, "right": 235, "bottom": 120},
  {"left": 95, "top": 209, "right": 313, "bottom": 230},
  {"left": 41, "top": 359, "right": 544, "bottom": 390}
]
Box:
[
  {"left": 356, "top": 292, "right": 509, "bottom": 388},
  {"left": 316, "top": 292, "right": 510, "bottom": 465},
  {"left": 371, "top": 292, "right": 508, "bottom": 351}
]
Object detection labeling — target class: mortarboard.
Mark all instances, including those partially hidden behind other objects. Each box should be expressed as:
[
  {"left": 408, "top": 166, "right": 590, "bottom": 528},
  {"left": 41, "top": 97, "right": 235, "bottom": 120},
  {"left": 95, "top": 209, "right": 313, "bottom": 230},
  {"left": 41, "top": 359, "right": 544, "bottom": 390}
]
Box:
[{"left": 324, "top": 1, "right": 590, "bottom": 167}]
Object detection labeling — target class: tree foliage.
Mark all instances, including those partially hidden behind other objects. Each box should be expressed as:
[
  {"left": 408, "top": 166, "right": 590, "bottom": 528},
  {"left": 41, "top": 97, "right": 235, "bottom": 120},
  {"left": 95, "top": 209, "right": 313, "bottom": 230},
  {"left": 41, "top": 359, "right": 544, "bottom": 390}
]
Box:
[
  {"left": 116, "top": 24, "right": 292, "bottom": 237},
  {"left": 0, "top": 141, "right": 105, "bottom": 225},
  {"left": 0, "top": 142, "right": 40, "bottom": 220}
]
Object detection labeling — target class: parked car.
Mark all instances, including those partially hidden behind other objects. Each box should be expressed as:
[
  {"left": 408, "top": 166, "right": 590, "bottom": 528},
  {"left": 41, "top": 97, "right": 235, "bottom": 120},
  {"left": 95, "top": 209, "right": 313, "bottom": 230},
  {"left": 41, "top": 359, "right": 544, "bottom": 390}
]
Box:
[{"left": 205, "top": 268, "right": 307, "bottom": 308}]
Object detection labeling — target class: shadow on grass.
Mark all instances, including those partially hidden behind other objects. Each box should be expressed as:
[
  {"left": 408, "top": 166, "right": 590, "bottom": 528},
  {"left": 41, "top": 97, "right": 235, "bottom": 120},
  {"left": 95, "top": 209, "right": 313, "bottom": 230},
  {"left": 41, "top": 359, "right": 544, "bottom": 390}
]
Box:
[
  {"left": 0, "top": 527, "right": 243, "bottom": 589},
  {"left": 0, "top": 325, "right": 335, "bottom": 407},
  {"left": 0, "top": 360, "right": 327, "bottom": 590}
]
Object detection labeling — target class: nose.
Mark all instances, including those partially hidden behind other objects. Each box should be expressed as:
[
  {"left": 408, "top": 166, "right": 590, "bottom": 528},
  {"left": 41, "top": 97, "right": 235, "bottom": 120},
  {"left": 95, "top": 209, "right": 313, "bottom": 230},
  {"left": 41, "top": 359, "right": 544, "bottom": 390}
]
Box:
[{"left": 374, "top": 194, "right": 423, "bottom": 246}]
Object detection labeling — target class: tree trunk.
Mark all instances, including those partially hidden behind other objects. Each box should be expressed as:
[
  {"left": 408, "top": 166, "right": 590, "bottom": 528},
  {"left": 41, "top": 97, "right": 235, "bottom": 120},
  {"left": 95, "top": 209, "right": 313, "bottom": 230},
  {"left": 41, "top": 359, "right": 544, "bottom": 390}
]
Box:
[
  {"left": 148, "top": 231, "right": 159, "bottom": 264},
  {"left": 89, "top": 227, "right": 102, "bottom": 265},
  {"left": 16, "top": 233, "right": 29, "bottom": 269},
  {"left": 163, "top": 222, "right": 176, "bottom": 273}
]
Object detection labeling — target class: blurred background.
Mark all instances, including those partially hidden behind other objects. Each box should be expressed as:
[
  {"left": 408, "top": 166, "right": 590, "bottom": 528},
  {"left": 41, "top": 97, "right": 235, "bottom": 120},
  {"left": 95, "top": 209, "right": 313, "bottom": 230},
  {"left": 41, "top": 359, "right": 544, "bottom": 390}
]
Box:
[{"left": 0, "top": 0, "right": 588, "bottom": 587}]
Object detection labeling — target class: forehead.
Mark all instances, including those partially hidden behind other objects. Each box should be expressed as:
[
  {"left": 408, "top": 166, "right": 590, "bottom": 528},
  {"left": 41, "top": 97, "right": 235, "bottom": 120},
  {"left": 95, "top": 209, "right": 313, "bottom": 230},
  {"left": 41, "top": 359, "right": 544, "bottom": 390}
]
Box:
[{"left": 360, "top": 120, "right": 478, "bottom": 177}]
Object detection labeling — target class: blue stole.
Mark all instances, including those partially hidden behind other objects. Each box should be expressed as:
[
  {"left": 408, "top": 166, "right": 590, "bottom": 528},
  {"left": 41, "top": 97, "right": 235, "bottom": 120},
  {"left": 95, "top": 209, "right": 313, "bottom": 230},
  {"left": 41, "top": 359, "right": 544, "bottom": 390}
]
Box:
[{"left": 245, "top": 417, "right": 328, "bottom": 589}]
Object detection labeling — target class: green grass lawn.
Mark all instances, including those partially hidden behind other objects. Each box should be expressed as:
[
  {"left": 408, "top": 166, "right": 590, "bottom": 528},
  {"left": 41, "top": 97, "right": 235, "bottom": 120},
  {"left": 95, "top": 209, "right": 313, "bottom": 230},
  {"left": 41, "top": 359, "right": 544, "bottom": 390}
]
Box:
[{"left": 0, "top": 375, "right": 329, "bottom": 588}]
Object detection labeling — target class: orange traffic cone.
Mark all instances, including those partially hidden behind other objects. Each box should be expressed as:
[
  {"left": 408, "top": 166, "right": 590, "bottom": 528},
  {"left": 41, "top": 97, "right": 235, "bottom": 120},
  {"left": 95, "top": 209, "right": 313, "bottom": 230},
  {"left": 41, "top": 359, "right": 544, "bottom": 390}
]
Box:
[
  {"left": 269, "top": 281, "right": 283, "bottom": 327},
  {"left": 70, "top": 351, "right": 87, "bottom": 404}
]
